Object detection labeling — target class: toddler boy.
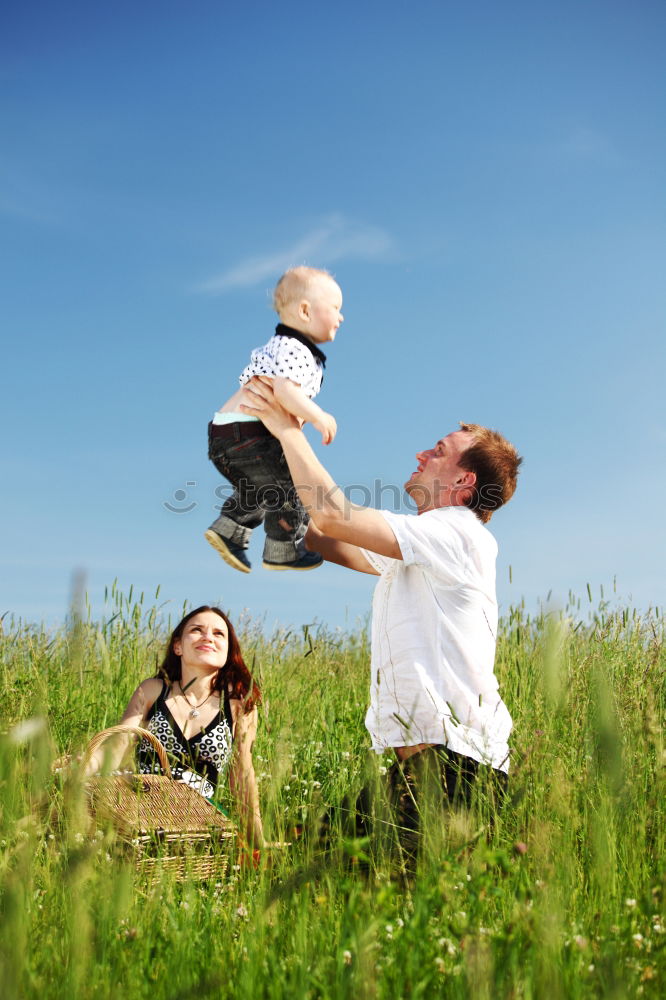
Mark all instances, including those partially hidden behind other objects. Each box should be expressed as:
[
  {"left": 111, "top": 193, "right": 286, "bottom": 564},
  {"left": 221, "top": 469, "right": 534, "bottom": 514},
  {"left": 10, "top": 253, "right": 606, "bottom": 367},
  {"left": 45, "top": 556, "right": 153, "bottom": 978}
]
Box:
[{"left": 205, "top": 266, "right": 343, "bottom": 572}]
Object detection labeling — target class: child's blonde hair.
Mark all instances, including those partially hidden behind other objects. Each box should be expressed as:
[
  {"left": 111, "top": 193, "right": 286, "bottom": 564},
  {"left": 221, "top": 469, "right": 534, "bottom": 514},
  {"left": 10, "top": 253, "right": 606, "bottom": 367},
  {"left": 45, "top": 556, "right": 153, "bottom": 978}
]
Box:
[{"left": 273, "top": 266, "right": 334, "bottom": 314}]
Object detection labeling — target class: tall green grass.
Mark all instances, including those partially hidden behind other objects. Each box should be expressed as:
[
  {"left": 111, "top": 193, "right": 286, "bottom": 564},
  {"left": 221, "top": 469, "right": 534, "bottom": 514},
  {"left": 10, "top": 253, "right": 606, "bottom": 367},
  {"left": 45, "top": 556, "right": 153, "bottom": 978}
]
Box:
[{"left": 0, "top": 583, "right": 664, "bottom": 999}]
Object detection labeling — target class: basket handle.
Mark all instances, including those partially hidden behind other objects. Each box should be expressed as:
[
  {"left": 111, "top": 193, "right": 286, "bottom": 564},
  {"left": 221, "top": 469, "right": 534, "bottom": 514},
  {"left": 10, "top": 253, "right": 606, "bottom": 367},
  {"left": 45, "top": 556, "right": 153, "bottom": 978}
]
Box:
[{"left": 82, "top": 724, "right": 173, "bottom": 780}]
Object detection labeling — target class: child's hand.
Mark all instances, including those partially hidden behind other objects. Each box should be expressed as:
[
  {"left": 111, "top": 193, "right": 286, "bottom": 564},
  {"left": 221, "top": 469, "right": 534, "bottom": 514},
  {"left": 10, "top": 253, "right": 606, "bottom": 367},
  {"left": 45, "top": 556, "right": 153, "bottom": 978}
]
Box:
[{"left": 313, "top": 412, "right": 337, "bottom": 445}]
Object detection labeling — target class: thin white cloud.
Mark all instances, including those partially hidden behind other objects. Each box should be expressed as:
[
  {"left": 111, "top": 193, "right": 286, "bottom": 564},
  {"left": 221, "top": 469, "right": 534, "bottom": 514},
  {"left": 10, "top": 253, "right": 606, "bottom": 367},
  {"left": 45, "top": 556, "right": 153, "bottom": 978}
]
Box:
[
  {"left": 195, "top": 214, "right": 394, "bottom": 294},
  {"left": 556, "top": 126, "right": 624, "bottom": 167}
]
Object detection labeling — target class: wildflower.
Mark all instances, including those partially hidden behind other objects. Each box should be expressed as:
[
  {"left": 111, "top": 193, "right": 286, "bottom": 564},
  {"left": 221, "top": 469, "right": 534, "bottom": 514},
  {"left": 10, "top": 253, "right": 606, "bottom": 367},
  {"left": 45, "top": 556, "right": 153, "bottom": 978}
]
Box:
[
  {"left": 633, "top": 933, "right": 644, "bottom": 947},
  {"left": 434, "top": 957, "right": 446, "bottom": 973},
  {"left": 343, "top": 950, "right": 352, "bottom": 966},
  {"left": 396, "top": 918, "right": 404, "bottom": 928},
  {"left": 588, "top": 964, "right": 595, "bottom": 973},
  {"left": 74, "top": 832, "right": 84, "bottom": 845},
  {"left": 513, "top": 841, "right": 528, "bottom": 856},
  {"left": 8, "top": 717, "right": 47, "bottom": 744},
  {"left": 180, "top": 901, "right": 189, "bottom": 910},
  {"left": 312, "top": 780, "right": 321, "bottom": 788},
  {"left": 236, "top": 904, "right": 248, "bottom": 919},
  {"left": 574, "top": 935, "right": 588, "bottom": 950},
  {"left": 625, "top": 898, "right": 637, "bottom": 908},
  {"left": 385, "top": 924, "right": 394, "bottom": 937}
]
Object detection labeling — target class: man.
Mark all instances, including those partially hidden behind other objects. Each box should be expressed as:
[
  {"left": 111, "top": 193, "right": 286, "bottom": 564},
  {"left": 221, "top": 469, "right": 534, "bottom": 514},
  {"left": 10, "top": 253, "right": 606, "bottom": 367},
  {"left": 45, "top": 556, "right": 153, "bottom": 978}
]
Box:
[{"left": 242, "top": 382, "right": 522, "bottom": 847}]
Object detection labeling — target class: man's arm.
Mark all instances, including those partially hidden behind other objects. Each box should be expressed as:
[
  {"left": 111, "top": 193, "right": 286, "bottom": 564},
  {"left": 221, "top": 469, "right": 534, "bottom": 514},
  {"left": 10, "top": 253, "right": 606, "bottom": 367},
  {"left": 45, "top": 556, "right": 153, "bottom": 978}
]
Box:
[
  {"left": 304, "top": 522, "right": 379, "bottom": 575},
  {"left": 241, "top": 379, "right": 402, "bottom": 559}
]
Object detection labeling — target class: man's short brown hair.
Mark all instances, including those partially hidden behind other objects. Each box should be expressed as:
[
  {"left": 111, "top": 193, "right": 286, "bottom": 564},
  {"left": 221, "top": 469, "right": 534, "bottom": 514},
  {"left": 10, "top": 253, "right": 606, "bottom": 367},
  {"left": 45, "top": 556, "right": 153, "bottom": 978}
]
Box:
[{"left": 457, "top": 422, "right": 522, "bottom": 523}]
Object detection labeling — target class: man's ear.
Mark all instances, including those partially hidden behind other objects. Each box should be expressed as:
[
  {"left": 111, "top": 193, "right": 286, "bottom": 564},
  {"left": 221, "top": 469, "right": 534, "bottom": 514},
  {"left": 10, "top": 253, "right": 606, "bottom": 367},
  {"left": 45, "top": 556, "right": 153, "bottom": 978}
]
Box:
[
  {"left": 456, "top": 469, "right": 476, "bottom": 488},
  {"left": 297, "top": 298, "right": 311, "bottom": 323}
]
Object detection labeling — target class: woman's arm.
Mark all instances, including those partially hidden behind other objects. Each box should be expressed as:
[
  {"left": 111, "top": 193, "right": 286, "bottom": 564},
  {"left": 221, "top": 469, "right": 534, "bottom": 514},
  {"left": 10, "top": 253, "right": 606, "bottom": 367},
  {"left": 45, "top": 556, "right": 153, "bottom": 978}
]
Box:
[
  {"left": 82, "top": 678, "right": 162, "bottom": 777},
  {"left": 228, "top": 703, "right": 264, "bottom": 846}
]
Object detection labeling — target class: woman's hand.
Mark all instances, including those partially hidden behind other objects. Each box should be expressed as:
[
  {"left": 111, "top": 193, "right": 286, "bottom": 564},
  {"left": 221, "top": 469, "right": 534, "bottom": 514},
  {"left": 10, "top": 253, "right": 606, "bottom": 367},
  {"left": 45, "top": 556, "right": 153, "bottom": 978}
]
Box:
[{"left": 239, "top": 377, "right": 301, "bottom": 439}]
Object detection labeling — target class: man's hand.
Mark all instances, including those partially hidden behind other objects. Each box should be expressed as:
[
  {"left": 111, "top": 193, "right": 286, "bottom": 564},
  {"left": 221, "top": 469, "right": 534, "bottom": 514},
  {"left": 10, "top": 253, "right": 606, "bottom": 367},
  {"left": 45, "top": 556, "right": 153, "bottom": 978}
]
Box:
[
  {"left": 312, "top": 411, "right": 337, "bottom": 445},
  {"left": 240, "top": 377, "right": 300, "bottom": 438}
]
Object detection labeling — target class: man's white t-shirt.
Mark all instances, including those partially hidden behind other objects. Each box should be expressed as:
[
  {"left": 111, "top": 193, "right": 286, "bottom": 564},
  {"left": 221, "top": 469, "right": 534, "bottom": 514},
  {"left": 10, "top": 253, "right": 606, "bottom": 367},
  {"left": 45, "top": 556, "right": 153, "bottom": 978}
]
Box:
[{"left": 362, "top": 506, "right": 512, "bottom": 773}]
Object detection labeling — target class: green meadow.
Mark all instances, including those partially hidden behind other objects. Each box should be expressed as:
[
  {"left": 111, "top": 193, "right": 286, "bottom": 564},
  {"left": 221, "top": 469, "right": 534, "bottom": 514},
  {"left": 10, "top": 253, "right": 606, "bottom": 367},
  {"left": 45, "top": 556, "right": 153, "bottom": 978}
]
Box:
[{"left": 1, "top": 583, "right": 664, "bottom": 999}]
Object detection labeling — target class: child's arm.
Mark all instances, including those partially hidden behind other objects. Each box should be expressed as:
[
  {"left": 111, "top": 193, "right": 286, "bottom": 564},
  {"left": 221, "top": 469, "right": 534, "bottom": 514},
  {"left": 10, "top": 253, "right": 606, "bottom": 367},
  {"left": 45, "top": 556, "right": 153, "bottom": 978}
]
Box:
[{"left": 272, "top": 377, "right": 337, "bottom": 445}]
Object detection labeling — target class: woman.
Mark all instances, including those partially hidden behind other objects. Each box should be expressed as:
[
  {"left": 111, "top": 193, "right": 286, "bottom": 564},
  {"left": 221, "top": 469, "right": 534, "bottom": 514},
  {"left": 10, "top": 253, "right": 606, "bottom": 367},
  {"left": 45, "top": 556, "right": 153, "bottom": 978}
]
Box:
[{"left": 86, "top": 605, "right": 264, "bottom": 845}]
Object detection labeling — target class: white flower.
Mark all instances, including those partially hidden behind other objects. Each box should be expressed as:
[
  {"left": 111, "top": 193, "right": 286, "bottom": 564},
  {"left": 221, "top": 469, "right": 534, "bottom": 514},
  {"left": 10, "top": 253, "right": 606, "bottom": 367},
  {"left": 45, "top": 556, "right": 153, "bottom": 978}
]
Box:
[
  {"left": 625, "top": 898, "right": 637, "bottom": 908},
  {"left": 8, "top": 717, "right": 47, "bottom": 744},
  {"left": 236, "top": 905, "right": 248, "bottom": 919},
  {"left": 343, "top": 950, "right": 352, "bottom": 965}
]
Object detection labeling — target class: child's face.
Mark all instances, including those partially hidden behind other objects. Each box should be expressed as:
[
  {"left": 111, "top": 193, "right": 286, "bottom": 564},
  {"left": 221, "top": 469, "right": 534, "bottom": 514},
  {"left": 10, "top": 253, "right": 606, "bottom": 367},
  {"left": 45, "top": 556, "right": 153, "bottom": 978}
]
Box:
[{"left": 299, "top": 277, "right": 344, "bottom": 343}]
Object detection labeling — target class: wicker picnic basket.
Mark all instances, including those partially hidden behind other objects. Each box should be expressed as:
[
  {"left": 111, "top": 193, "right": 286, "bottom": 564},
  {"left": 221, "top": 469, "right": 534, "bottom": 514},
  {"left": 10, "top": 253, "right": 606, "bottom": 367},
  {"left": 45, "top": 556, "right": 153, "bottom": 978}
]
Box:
[{"left": 82, "top": 724, "right": 236, "bottom": 883}]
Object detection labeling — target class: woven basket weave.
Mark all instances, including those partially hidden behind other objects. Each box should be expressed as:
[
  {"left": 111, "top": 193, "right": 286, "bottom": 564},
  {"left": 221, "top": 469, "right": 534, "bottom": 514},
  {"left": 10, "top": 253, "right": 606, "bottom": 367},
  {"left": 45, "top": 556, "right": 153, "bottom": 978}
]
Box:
[{"left": 82, "top": 724, "right": 235, "bottom": 883}]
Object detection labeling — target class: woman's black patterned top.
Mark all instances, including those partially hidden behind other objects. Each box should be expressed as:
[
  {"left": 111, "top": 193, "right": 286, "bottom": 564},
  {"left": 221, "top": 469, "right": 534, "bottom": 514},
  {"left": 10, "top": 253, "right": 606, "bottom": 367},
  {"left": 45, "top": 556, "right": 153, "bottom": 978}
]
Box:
[{"left": 137, "top": 680, "right": 234, "bottom": 799}]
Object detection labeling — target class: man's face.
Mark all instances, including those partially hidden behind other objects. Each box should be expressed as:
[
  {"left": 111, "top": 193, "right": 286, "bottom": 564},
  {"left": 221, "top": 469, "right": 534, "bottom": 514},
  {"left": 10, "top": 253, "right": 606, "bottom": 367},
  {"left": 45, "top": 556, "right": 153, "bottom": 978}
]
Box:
[{"left": 405, "top": 430, "right": 475, "bottom": 513}]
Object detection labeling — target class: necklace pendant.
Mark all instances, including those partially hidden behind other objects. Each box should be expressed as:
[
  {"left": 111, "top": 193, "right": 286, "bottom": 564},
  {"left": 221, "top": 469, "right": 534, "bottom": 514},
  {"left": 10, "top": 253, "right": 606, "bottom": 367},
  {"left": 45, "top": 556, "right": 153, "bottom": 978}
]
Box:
[{"left": 189, "top": 709, "right": 200, "bottom": 719}]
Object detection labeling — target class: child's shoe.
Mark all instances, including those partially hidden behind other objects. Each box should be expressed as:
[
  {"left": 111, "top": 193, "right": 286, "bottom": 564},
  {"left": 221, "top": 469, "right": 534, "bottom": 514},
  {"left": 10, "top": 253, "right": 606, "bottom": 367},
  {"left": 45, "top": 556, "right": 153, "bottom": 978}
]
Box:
[
  {"left": 262, "top": 551, "right": 323, "bottom": 571},
  {"left": 204, "top": 529, "right": 251, "bottom": 573}
]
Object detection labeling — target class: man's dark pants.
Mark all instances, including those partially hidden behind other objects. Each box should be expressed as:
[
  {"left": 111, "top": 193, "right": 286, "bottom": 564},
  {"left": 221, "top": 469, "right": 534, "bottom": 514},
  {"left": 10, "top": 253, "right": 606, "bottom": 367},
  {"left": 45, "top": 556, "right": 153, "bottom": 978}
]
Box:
[{"left": 349, "top": 746, "right": 508, "bottom": 873}]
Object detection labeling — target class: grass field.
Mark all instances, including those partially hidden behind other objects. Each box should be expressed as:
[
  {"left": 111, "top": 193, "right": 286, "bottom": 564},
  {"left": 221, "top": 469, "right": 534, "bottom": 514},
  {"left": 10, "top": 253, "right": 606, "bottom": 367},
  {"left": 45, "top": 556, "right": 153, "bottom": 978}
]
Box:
[{"left": 1, "top": 583, "right": 664, "bottom": 999}]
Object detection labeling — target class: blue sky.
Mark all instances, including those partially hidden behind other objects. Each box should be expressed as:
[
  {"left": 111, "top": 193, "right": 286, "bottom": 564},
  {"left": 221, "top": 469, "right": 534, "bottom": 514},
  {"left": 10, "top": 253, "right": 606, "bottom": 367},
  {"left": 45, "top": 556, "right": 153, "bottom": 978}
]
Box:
[{"left": 2, "top": 0, "right": 665, "bottom": 631}]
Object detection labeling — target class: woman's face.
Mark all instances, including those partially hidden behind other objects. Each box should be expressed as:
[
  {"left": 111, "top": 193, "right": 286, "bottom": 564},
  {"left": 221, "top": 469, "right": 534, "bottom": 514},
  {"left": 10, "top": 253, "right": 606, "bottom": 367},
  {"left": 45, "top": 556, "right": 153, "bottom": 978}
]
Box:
[{"left": 173, "top": 611, "right": 229, "bottom": 672}]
